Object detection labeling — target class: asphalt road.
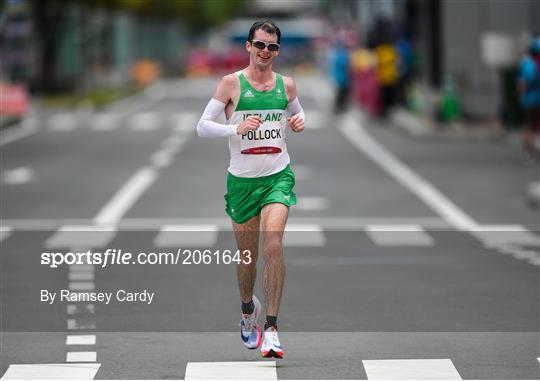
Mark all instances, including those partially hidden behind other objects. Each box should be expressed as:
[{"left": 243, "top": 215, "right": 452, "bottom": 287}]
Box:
[{"left": 1, "top": 73, "right": 539, "bottom": 380}]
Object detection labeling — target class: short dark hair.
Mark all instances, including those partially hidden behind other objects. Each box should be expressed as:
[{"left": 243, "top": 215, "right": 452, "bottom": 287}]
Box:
[{"left": 247, "top": 20, "right": 281, "bottom": 44}]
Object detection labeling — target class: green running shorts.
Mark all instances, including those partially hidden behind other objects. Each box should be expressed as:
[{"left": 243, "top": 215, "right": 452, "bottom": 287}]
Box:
[{"left": 225, "top": 165, "right": 297, "bottom": 224}]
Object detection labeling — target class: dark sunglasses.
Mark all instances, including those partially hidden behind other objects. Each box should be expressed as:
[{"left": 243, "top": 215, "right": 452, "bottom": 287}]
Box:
[{"left": 251, "top": 40, "right": 280, "bottom": 52}]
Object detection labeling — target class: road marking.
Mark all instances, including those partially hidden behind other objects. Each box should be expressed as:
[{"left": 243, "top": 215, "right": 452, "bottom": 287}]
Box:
[
  {"left": 184, "top": 361, "right": 276, "bottom": 380},
  {"left": 0, "top": 122, "right": 36, "bottom": 146},
  {"left": 304, "top": 110, "right": 324, "bottom": 129},
  {"left": 0, "top": 364, "right": 100, "bottom": 379},
  {"left": 66, "top": 352, "right": 96, "bottom": 362},
  {"left": 66, "top": 335, "right": 96, "bottom": 345},
  {"left": 341, "top": 113, "right": 478, "bottom": 231},
  {"left": 472, "top": 225, "right": 540, "bottom": 248},
  {"left": 67, "top": 318, "right": 95, "bottom": 330},
  {"left": 151, "top": 150, "right": 174, "bottom": 168},
  {"left": 70, "top": 264, "right": 95, "bottom": 273},
  {"left": 362, "top": 359, "right": 462, "bottom": 380},
  {"left": 284, "top": 224, "right": 326, "bottom": 247},
  {"left": 45, "top": 225, "right": 117, "bottom": 249},
  {"left": 67, "top": 304, "right": 95, "bottom": 315},
  {"left": 366, "top": 225, "right": 435, "bottom": 247},
  {"left": 296, "top": 196, "right": 329, "bottom": 211},
  {"left": 69, "top": 282, "right": 95, "bottom": 291},
  {"left": 154, "top": 224, "right": 218, "bottom": 247},
  {"left": 48, "top": 113, "right": 77, "bottom": 131},
  {"left": 68, "top": 272, "right": 94, "bottom": 281},
  {"left": 529, "top": 257, "right": 540, "bottom": 266},
  {"left": 2, "top": 167, "right": 33, "bottom": 184},
  {"left": 130, "top": 112, "right": 161, "bottom": 130},
  {"left": 1, "top": 217, "right": 451, "bottom": 230},
  {"left": 0, "top": 226, "right": 12, "bottom": 242},
  {"left": 93, "top": 167, "right": 158, "bottom": 225},
  {"left": 292, "top": 164, "right": 312, "bottom": 180},
  {"left": 510, "top": 249, "right": 539, "bottom": 260},
  {"left": 176, "top": 112, "right": 197, "bottom": 133},
  {"left": 91, "top": 112, "right": 121, "bottom": 131}
]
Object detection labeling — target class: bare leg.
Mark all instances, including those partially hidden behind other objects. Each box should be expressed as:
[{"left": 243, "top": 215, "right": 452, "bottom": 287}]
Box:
[
  {"left": 232, "top": 215, "right": 260, "bottom": 303},
  {"left": 260, "top": 203, "right": 289, "bottom": 316}
]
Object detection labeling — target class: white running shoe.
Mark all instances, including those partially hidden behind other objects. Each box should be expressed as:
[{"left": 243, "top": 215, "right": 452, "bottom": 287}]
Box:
[
  {"left": 260, "top": 326, "right": 284, "bottom": 358},
  {"left": 240, "top": 295, "right": 262, "bottom": 349}
]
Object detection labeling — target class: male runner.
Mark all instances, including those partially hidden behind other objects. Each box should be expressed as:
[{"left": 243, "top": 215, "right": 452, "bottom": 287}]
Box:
[{"left": 196, "top": 20, "right": 305, "bottom": 358}]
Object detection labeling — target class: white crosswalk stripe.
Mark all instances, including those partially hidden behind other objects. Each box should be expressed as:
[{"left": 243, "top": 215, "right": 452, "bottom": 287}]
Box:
[
  {"left": 129, "top": 112, "right": 162, "bottom": 130},
  {"left": 362, "top": 359, "right": 462, "bottom": 380},
  {"left": 284, "top": 224, "right": 326, "bottom": 247},
  {"left": 184, "top": 361, "right": 277, "bottom": 380},
  {"left": 48, "top": 113, "right": 78, "bottom": 131},
  {"left": 154, "top": 224, "right": 219, "bottom": 247},
  {"left": 91, "top": 112, "right": 121, "bottom": 131},
  {"left": 366, "top": 225, "right": 435, "bottom": 247},
  {"left": 296, "top": 196, "right": 329, "bottom": 211},
  {"left": 66, "top": 352, "right": 97, "bottom": 362},
  {"left": 472, "top": 225, "right": 540, "bottom": 248},
  {"left": 66, "top": 335, "right": 96, "bottom": 345},
  {"left": 0, "top": 364, "right": 100, "bottom": 379},
  {"left": 0, "top": 226, "right": 12, "bottom": 242},
  {"left": 304, "top": 110, "right": 324, "bottom": 129},
  {"left": 45, "top": 225, "right": 117, "bottom": 249}
]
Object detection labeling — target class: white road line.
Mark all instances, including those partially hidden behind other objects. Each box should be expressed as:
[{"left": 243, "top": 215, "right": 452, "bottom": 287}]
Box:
[
  {"left": 155, "top": 224, "right": 219, "bottom": 247},
  {"left": 176, "top": 112, "right": 197, "bottom": 133},
  {"left": 291, "top": 164, "right": 313, "bottom": 180},
  {"left": 1, "top": 217, "right": 452, "bottom": 230},
  {"left": 366, "top": 225, "right": 435, "bottom": 247},
  {"left": 304, "top": 110, "right": 324, "bottom": 129},
  {"left": 66, "top": 335, "right": 96, "bottom": 345},
  {"left": 341, "top": 113, "right": 478, "bottom": 231},
  {"left": 130, "top": 112, "right": 161, "bottom": 131},
  {"left": 184, "top": 361, "right": 276, "bottom": 380},
  {"left": 70, "top": 264, "right": 95, "bottom": 273},
  {"left": 0, "top": 226, "right": 12, "bottom": 242},
  {"left": 45, "top": 225, "right": 117, "bottom": 249},
  {"left": 151, "top": 150, "right": 174, "bottom": 169},
  {"left": 48, "top": 113, "right": 78, "bottom": 131},
  {"left": 68, "top": 272, "right": 94, "bottom": 281},
  {"left": 66, "top": 352, "right": 96, "bottom": 362},
  {"left": 0, "top": 123, "right": 36, "bottom": 146},
  {"left": 362, "top": 359, "right": 462, "bottom": 380},
  {"left": 67, "top": 304, "right": 95, "bottom": 315},
  {"left": 2, "top": 167, "right": 33, "bottom": 185},
  {"left": 472, "top": 225, "right": 540, "bottom": 248},
  {"left": 93, "top": 167, "right": 158, "bottom": 226},
  {"left": 0, "top": 363, "right": 100, "bottom": 379},
  {"left": 510, "top": 249, "right": 539, "bottom": 260},
  {"left": 284, "top": 224, "right": 326, "bottom": 247},
  {"left": 296, "top": 196, "right": 329, "bottom": 211},
  {"left": 69, "top": 282, "right": 95, "bottom": 291},
  {"left": 529, "top": 257, "right": 540, "bottom": 266},
  {"left": 91, "top": 112, "right": 121, "bottom": 131},
  {"left": 67, "top": 318, "right": 95, "bottom": 330}
]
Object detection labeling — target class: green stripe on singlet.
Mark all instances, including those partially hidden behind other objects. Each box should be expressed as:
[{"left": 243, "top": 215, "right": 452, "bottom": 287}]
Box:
[{"left": 235, "top": 73, "right": 288, "bottom": 112}]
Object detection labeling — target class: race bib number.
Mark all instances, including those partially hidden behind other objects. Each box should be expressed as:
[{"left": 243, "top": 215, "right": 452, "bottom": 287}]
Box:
[{"left": 240, "top": 121, "right": 283, "bottom": 155}]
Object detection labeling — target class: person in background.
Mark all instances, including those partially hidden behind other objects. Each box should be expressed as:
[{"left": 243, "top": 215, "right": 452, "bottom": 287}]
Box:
[
  {"left": 328, "top": 38, "right": 351, "bottom": 114},
  {"left": 517, "top": 36, "right": 540, "bottom": 158}
]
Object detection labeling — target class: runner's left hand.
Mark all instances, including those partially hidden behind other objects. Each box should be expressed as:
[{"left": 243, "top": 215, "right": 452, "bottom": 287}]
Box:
[{"left": 288, "top": 115, "right": 305, "bottom": 133}]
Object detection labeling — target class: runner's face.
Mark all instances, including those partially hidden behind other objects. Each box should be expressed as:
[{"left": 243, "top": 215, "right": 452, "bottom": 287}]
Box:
[{"left": 247, "top": 30, "right": 279, "bottom": 69}]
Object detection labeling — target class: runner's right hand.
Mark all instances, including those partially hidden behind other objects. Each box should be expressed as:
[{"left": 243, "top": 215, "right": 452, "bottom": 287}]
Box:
[{"left": 236, "top": 116, "right": 263, "bottom": 135}]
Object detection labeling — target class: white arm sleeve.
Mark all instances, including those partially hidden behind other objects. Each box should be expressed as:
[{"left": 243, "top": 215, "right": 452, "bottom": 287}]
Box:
[
  {"left": 196, "top": 98, "right": 238, "bottom": 137},
  {"left": 286, "top": 97, "right": 305, "bottom": 121}
]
